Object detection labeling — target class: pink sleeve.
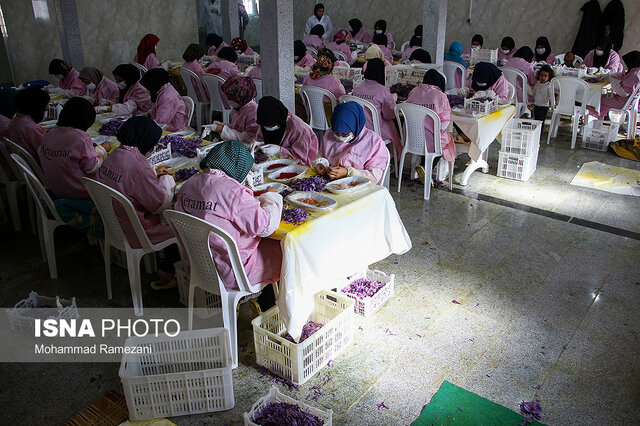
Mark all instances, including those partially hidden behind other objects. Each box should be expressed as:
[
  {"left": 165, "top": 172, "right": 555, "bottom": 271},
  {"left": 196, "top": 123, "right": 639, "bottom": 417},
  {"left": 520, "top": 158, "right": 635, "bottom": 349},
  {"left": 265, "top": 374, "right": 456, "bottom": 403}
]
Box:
[
  {"left": 385, "top": 31, "right": 394, "bottom": 49},
  {"left": 491, "top": 76, "right": 510, "bottom": 100},
  {"left": 546, "top": 53, "right": 555, "bottom": 64},
  {"left": 527, "top": 65, "right": 538, "bottom": 87},
  {"left": 280, "top": 120, "right": 319, "bottom": 167},
  {"left": 77, "top": 134, "right": 100, "bottom": 174},
  {"left": 380, "top": 89, "right": 396, "bottom": 121},
  {"left": 153, "top": 92, "right": 179, "bottom": 126},
  {"left": 69, "top": 77, "right": 87, "bottom": 96},
  {"left": 583, "top": 51, "right": 594, "bottom": 67},
  {"left": 145, "top": 53, "right": 161, "bottom": 70},
  {"left": 230, "top": 189, "right": 272, "bottom": 237},
  {"left": 606, "top": 51, "right": 621, "bottom": 72},
  {"left": 132, "top": 166, "right": 170, "bottom": 214}
]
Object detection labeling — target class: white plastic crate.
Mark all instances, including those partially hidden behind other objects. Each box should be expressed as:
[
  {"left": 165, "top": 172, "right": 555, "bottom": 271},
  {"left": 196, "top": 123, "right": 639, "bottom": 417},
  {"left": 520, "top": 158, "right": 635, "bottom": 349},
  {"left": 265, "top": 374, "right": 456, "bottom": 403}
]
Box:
[
  {"left": 252, "top": 290, "right": 355, "bottom": 385},
  {"left": 497, "top": 148, "right": 538, "bottom": 181},
  {"left": 470, "top": 48, "right": 498, "bottom": 66},
  {"left": 119, "top": 328, "right": 234, "bottom": 421},
  {"left": 385, "top": 66, "right": 399, "bottom": 87},
  {"left": 147, "top": 143, "right": 171, "bottom": 165},
  {"left": 47, "top": 101, "right": 65, "bottom": 120},
  {"left": 332, "top": 66, "right": 363, "bottom": 83},
  {"left": 581, "top": 119, "right": 618, "bottom": 151},
  {"left": 342, "top": 269, "right": 395, "bottom": 317},
  {"left": 6, "top": 291, "right": 78, "bottom": 332},
  {"left": 174, "top": 259, "right": 222, "bottom": 319},
  {"left": 196, "top": 142, "right": 219, "bottom": 164},
  {"left": 500, "top": 119, "right": 542, "bottom": 156},
  {"left": 243, "top": 386, "right": 333, "bottom": 426},
  {"left": 395, "top": 65, "right": 428, "bottom": 85},
  {"left": 464, "top": 97, "right": 498, "bottom": 116},
  {"left": 555, "top": 66, "right": 587, "bottom": 79}
]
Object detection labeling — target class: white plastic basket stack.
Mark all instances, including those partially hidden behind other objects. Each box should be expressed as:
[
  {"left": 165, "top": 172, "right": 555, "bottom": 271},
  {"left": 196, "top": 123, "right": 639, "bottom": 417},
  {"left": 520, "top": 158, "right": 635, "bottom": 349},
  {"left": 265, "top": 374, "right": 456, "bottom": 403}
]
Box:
[
  {"left": 243, "top": 386, "right": 333, "bottom": 426},
  {"left": 500, "top": 119, "right": 542, "bottom": 155},
  {"left": 174, "top": 259, "right": 222, "bottom": 319},
  {"left": 385, "top": 66, "right": 399, "bottom": 87},
  {"left": 497, "top": 149, "right": 539, "bottom": 181},
  {"left": 332, "top": 66, "right": 363, "bottom": 84},
  {"left": 252, "top": 290, "right": 354, "bottom": 385},
  {"left": 397, "top": 66, "right": 427, "bottom": 86},
  {"left": 464, "top": 97, "right": 498, "bottom": 116},
  {"left": 341, "top": 269, "right": 395, "bottom": 317},
  {"left": 581, "top": 119, "right": 618, "bottom": 151},
  {"left": 6, "top": 291, "right": 78, "bottom": 332},
  {"left": 147, "top": 143, "right": 171, "bottom": 165},
  {"left": 119, "top": 328, "right": 234, "bottom": 421},
  {"left": 470, "top": 48, "right": 498, "bottom": 66}
]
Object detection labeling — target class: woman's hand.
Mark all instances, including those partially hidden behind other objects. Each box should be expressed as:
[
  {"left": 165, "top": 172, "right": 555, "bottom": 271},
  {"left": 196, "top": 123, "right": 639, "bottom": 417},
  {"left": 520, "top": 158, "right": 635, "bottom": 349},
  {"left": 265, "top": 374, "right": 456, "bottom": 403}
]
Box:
[
  {"left": 156, "top": 165, "right": 171, "bottom": 177},
  {"left": 328, "top": 166, "right": 348, "bottom": 180},
  {"left": 266, "top": 186, "right": 277, "bottom": 193}
]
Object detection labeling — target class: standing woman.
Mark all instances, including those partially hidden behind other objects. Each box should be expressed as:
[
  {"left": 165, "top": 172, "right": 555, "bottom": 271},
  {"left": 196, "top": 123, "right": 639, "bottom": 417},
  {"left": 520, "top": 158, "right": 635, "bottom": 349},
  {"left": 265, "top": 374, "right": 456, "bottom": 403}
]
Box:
[
  {"left": 256, "top": 96, "right": 319, "bottom": 167},
  {"left": 4, "top": 87, "right": 48, "bottom": 164},
  {"left": 206, "top": 33, "right": 228, "bottom": 56},
  {"left": 351, "top": 58, "right": 401, "bottom": 157},
  {"left": 181, "top": 43, "right": 208, "bottom": 102},
  {"left": 373, "top": 20, "right": 394, "bottom": 50},
  {"left": 79, "top": 67, "right": 119, "bottom": 106},
  {"left": 97, "top": 64, "right": 152, "bottom": 116},
  {"left": 48, "top": 59, "right": 86, "bottom": 98},
  {"left": 294, "top": 40, "right": 316, "bottom": 68},
  {"left": 305, "top": 3, "right": 333, "bottom": 43},
  {"left": 498, "top": 36, "right": 516, "bottom": 62},
  {"left": 583, "top": 37, "right": 621, "bottom": 72},
  {"left": 140, "top": 68, "right": 188, "bottom": 132},
  {"left": 348, "top": 18, "right": 370, "bottom": 43},
  {"left": 302, "top": 48, "right": 346, "bottom": 102},
  {"left": 534, "top": 36, "right": 555, "bottom": 64},
  {"left": 212, "top": 76, "right": 261, "bottom": 144},
  {"left": 469, "top": 62, "right": 511, "bottom": 101},
  {"left": 303, "top": 24, "right": 325, "bottom": 51},
  {"left": 134, "top": 33, "right": 162, "bottom": 70},
  {"left": 205, "top": 47, "right": 242, "bottom": 80},
  {"left": 320, "top": 102, "right": 388, "bottom": 184}
]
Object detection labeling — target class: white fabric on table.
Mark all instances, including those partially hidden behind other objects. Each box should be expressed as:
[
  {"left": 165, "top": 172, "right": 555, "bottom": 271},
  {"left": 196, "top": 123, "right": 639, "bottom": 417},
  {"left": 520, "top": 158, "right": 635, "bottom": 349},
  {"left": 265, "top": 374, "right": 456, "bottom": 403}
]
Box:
[{"left": 451, "top": 105, "right": 516, "bottom": 161}]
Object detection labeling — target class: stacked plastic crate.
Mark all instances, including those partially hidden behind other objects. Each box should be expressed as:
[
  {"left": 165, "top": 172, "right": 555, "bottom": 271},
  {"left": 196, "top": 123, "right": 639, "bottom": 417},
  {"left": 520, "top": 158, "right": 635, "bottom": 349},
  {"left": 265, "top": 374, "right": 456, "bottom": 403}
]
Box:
[{"left": 497, "top": 119, "right": 542, "bottom": 181}]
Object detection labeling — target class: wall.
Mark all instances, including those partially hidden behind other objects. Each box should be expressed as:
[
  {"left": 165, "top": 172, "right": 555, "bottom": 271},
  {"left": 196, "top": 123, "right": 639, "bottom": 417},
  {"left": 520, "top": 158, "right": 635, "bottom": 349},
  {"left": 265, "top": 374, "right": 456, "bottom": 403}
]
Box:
[{"left": 294, "top": 0, "right": 640, "bottom": 58}]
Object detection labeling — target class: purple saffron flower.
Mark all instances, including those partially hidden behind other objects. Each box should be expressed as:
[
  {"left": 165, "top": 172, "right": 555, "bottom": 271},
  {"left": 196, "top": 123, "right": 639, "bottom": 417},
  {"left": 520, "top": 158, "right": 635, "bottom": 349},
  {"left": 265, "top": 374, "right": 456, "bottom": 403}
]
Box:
[
  {"left": 519, "top": 399, "right": 542, "bottom": 420},
  {"left": 377, "top": 401, "right": 389, "bottom": 410},
  {"left": 452, "top": 300, "right": 461, "bottom": 304}
]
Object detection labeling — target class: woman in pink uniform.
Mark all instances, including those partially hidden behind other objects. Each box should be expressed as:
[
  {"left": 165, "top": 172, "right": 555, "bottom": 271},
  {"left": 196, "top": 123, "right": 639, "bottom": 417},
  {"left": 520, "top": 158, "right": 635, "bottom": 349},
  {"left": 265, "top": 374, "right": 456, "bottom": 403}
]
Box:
[
  {"left": 175, "top": 140, "right": 282, "bottom": 290},
  {"left": 587, "top": 51, "right": 640, "bottom": 119},
  {"left": 504, "top": 46, "right": 537, "bottom": 102},
  {"left": 294, "top": 40, "right": 316, "bottom": 68},
  {"left": 140, "top": 68, "right": 188, "bottom": 132},
  {"left": 206, "top": 33, "right": 228, "bottom": 56},
  {"left": 133, "top": 33, "right": 161, "bottom": 70},
  {"left": 96, "top": 64, "right": 152, "bottom": 116},
  {"left": 97, "top": 116, "right": 178, "bottom": 289},
  {"left": 256, "top": 96, "right": 318, "bottom": 167},
  {"left": 372, "top": 20, "right": 393, "bottom": 50},
  {"left": 583, "top": 37, "right": 621, "bottom": 73},
  {"left": 320, "top": 101, "right": 388, "bottom": 184},
  {"left": 372, "top": 33, "right": 393, "bottom": 61},
  {"left": 210, "top": 76, "right": 260, "bottom": 144},
  {"left": 351, "top": 58, "right": 401, "bottom": 157},
  {"left": 231, "top": 37, "right": 256, "bottom": 56},
  {"left": 181, "top": 43, "right": 208, "bottom": 102},
  {"left": 48, "top": 59, "right": 86, "bottom": 98},
  {"left": 78, "top": 67, "right": 119, "bottom": 106},
  {"left": 406, "top": 70, "right": 456, "bottom": 166},
  {"left": 326, "top": 30, "right": 354, "bottom": 64},
  {"left": 303, "top": 25, "right": 325, "bottom": 51},
  {"left": 362, "top": 44, "right": 392, "bottom": 72},
  {"left": 206, "top": 47, "right": 242, "bottom": 80},
  {"left": 498, "top": 37, "right": 516, "bottom": 62},
  {"left": 534, "top": 36, "right": 555, "bottom": 64},
  {"left": 4, "top": 87, "right": 48, "bottom": 165},
  {"left": 348, "top": 18, "right": 370, "bottom": 43},
  {"left": 401, "top": 26, "right": 423, "bottom": 60},
  {"left": 463, "top": 34, "right": 484, "bottom": 55},
  {"left": 469, "top": 62, "right": 511, "bottom": 101},
  {"left": 302, "top": 49, "right": 346, "bottom": 102}
]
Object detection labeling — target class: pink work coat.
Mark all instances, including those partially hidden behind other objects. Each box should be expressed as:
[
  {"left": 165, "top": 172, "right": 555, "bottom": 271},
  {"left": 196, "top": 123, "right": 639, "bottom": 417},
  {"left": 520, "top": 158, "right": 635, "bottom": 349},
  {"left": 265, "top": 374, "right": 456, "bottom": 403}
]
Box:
[
  {"left": 149, "top": 83, "right": 188, "bottom": 132},
  {"left": 326, "top": 42, "right": 352, "bottom": 62},
  {"left": 59, "top": 68, "right": 87, "bottom": 97},
  {"left": 401, "top": 46, "right": 419, "bottom": 60},
  {"left": 96, "top": 146, "right": 175, "bottom": 248},
  {"left": 133, "top": 52, "right": 160, "bottom": 70},
  {"left": 463, "top": 45, "right": 484, "bottom": 55},
  {"left": 583, "top": 49, "right": 621, "bottom": 73},
  {"left": 92, "top": 76, "right": 119, "bottom": 104},
  {"left": 208, "top": 42, "right": 229, "bottom": 56},
  {"left": 302, "top": 74, "right": 346, "bottom": 103},
  {"left": 238, "top": 46, "right": 257, "bottom": 56},
  {"left": 352, "top": 28, "right": 370, "bottom": 43},
  {"left": 256, "top": 114, "right": 318, "bottom": 167},
  {"left": 588, "top": 67, "right": 640, "bottom": 119},
  {"left": 536, "top": 52, "right": 555, "bottom": 64},
  {"left": 498, "top": 49, "right": 516, "bottom": 61},
  {"left": 379, "top": 45, "right": 393, "bottom": 61},
  {"left": 303, "top": 35, "right": 324, "bottom": 51},
  {"left": 182, "top": 60, "right": 208, "bottom": 102},
  {"left": 351, "top": 79, "right": 401, "bottom": 156},
  {"left": 361, "top": 58, "right": 393, "bottom": 73},
  {"left": 468, "top": 75, "right": 511, "bottom": 101},
  {"left": 406, "top": 84, "right": 456, "bottom": 162},
  {"left": 206, "top": 59, "right": 242, "bottom": 81},
  {"left": 504, "top": 57, "right": 537, "bottom": 102},
  {"left": 112, "top": 81, "right": 153, "bottom": 116},
  {"left": 221, "top": 100, "right": 260, "bottom": 144},
  {"left": 296, "top": 52, "right": 317, "bottom": 68},
  {"left": 174, "top": 171, "right": 282, "bottom": 290},
  {"left": 39, "top": 126, "right": 104, "bottom": 200},
  {"left": 247, "top": 66, "right": 261, "bottom": 80},
  {"left": 4, "top": 114, "right": 46, "bottom": 165},
  {"left": 322, "top": 128, "right": 388, "bottom": 184}
]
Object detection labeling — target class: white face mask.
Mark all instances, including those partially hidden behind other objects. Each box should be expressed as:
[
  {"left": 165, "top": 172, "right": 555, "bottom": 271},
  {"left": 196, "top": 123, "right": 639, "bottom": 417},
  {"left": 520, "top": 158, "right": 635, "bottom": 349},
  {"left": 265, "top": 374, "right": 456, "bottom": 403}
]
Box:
[
  {"left": 86, "top": 82, "right": 96, "bottom": 90},
  {"left": 264, "top": 125, "right": 280, "bottom": 131},
  {"left": 236, "top": 49, "right": 242, "bottom": 54},
  {"left": 476, "top": 82, "right": 487, "bottom": 87},
  {"left": 471, "top": 45, "right": 480, "bottom": 50},
  {"left": 536, "top": 48, "right": 546, "bottom": 55},
  {"left": 595, "top": 49, "right": 604, "bottom": 56},
  {"left": 228, "top": 100, "right": 241, "bottom": 109},
  {"left": 55, "top": 74, "right": 64, "bottom": 80},
  {"left": 117, "top": 81, "right": 127, "bottom": 89},
  {"left": 501, "top": 49, "right": 510, "bottom": 55},
  {"left": 336, "top": 134, "right": 353, "bottom": 143},
  {"left": 375, "top": 30, "right": 382, "bottom": 34}
]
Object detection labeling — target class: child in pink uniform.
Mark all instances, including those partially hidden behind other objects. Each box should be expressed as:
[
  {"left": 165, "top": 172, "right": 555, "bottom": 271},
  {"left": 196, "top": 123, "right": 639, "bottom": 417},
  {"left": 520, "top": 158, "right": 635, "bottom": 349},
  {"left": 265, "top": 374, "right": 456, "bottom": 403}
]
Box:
[
  {"left": 326, "top": 30, "right": 354, "bottom": 64},
  {"left": 348, "top": 18, "right": 370, "bottom": 43},
  {"left": 231, "top": 37, "right": 256, "bottom": 56},
  {"left": 351, "top": 58, "right": 401, "bottom": 156},
  {"left": 303, "top": 25, "right": 325, "bottom": 51},
  {"left": 4, "top": 88, "right": 48, "bottom": 165},
  {"left": 48, "top": 59, "right": 87, "bottom": 98},
  {"left": 406, "top": 70, "right": 456, "bottom": 163},
  {"left": 256, "top": 96, "right": 318, "bottom": 167},
  {"left": 206, "top": 33, "right": 228, "bottom": 56},
  {"left": 212, "top": 76, "right": 260, "bottom": 144},
  {"left": 206, "top": 47, "right": 242, "bottom": 80},
  {"left": 534, "top": 36, "right": 555, "bottom": 64},
  {"left": 133, "top": 33, "right": 161, "bottom": 70},
  {"left": 303, "top": 48, "right": 346, "bottom": 103},
  {"left": 295, "top": 40, "right": 317, "bottom": 67},
  {"left": 320, "top": 101, "right": 388, "bottom": 184},
  {"left": 98, "top": 64, "right": 152, "bottom": 116},
  {"left": 79, "top": 67, "right": 119, "bottom": 105},
  {"left": 39, "top": 97, "right": 109, "bottom": 200},
  {"left": 175, "top": 140, "right": 282, "bottom": 290},
  {"left": 140, "top": 68, "right": 188, "bottom": 132},
  {"left": 498, "top": 36, "right": 516, "bottom": 62},
  {"left": 469, "top": 62, "right": 511, "bottom": 101},
  {"left": 463, "top": 34, "right": 484, "bottom": 55},
  {"left": 587, "top": 51, "right": 640, "bottom": 119},
  {"left": 583, "top": 37, "right": 621, "bottom": 73},
  {"left": 373, "top": 20, "right": 394, "bottom": 50},
  {"left": 181, "top": 43, "right": 208, "bottom": 102},
  {"left": 504, "top": 46, "right": 537, "bottom": 102}
]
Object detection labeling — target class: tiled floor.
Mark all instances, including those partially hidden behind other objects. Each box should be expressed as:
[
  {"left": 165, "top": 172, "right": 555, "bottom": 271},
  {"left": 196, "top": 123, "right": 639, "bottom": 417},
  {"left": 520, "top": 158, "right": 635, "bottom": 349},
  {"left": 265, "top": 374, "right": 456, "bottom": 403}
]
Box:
[{"left": 1, "top": 123, "right": 639, "bottom": 425}]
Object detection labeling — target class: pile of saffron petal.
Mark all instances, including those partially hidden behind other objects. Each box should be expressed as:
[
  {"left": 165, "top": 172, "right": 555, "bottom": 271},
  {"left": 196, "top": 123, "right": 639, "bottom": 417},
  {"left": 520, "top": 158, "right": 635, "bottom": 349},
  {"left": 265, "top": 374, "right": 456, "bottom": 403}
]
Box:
[
  {"left": 254, "top": 152, "right": 269, "bottom": 164},
  {"left": 257, "top": 366, "right": 299, "bottom": 390},
  {"left": 289, "top": 176, "right": 328, "bottom": 192},
  {"left": 283, "top": 320, "right": 323, "bottom": 343},
  {"left": 98, "top": 119, "right": 124, "bottom": 136},
  {"left": 157, "top": 135, "right": 203, "bottom": 158},
  {"left": 174, "top": 167, "right": 198, "bottom": 181},
  {"left": 251, "top": 401, "right": 324, "bottom": 426},
  {"left": 281, "top": 206, "right": 310, "bottom": 225},
  {"left": 341, "top": 278, "right": 386, "bottom": 299},
  {"left": 519, "top": 399, "right": 542, "bottom": 424}
]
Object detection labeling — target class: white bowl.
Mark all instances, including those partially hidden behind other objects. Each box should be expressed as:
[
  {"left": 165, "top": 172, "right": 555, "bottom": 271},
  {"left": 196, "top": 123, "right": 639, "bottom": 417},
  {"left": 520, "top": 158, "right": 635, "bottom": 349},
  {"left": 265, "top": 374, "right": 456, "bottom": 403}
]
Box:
[
  {"left": 286, "top": 191, "right": 337, "bottom": 211},
  {"left": 324, "top": 176, "right": 372, "bottom": 194},
  {"left": 267, "top": 165, "right": 307, "bottom": 183},
  {"left": 91, "top": 136, "right": 110, "bottom": 145},
  {"left": 258, "top": 158, "right": 296, "bottom": 173},
  {"left": 252, "top": 183, "right": 292, "bottom": 197}
]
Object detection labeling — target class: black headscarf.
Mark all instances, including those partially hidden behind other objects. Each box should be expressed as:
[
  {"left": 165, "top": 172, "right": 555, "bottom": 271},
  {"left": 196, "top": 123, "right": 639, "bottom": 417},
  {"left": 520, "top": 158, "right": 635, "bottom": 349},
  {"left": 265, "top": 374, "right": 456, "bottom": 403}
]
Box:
[
  {"left": 593, "top": 36, "right": 613, "bottom": 68},
  {"left": 513, "top": 46, "right": 534, "bottom": 63},
  {"left": 139, "top": 68, "right": 170, "bottom": 103},
  {"left": 14, "top": 87, "right": 49, "bottom": 123},
  {"left": 294, "top": 40, "right": 307, "bottom": 61},
  {"left": 310, "top": 24, "right": 325, "bottom": 37},
  {"left": 48, "top": 59, "right": 72, "bottom": 76},
  {"left": 313, "top": 3, "right": 324, "bottom": 19},
  {"left": 501, "top": 36, "right": 515, "bottom": 52},
  {"left": 183, "top": 43, "right": 205, "bottom": 62},
  {"left": 348, "top": 18, "right": 363, "bottom": 37},
  {"left": 423, "top": 69, "right": 445, "bottom": 92},
  {"left": 372, "top": 33, "right": 388, "bottom": 47},
  {"left": 257, "top": 96, "right": 288, "bottom": 145},
  {"left": 535, "top": 36, "right": 552, "bottom": 62},
  {"left": 56, "top": 97, "right": 96, "bottom": 131},
  {"left": 622, "top": 51, "right": 640, "bottom": 71},
  {"left": 217, "top": 46, "right": 238, "bottom": 63},
  {"left": 79, "top": 67, "right": 104, "bottom": 85},
  {"left": 112, "top": 64, "right": 140, "bottom": 103},
  {"left": 409, "top": 49, "right": 431, "bottom": 63},
  {"left": 0, "top": 87, "right": 18, "bottom": 119},
  {"left": 364, "top": 58, "right": 385, "bottom": 86},
  {"left": 206, "top": 33, "right": 223, "bottom": 48},
  {"left": 117, "top": 116, "right": 162, "bottom": 155},
  {"left": 410, "top": 25, "right": 423, "bottom": 47},
  {"left": 471, "top": 62, "right": 502, "bottom": 92},
  {"left": 472, "top": 34, "right": 484, "bottom": 47},
  {"left": 374, "top": 20, "right": 387, "bottom": 33}
]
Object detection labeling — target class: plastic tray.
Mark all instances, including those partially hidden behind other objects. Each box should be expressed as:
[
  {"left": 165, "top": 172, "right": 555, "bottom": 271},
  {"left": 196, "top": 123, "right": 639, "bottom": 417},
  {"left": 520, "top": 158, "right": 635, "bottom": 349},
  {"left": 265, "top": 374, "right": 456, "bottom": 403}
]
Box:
[
  {"left": 252, "top": 183, "right": 292, "bottom": 197},
  {"left": 257, "top": 158, "right": 296, "bottom": 174},
  {"left": 268, "top": 165, "right": 307, "bottom": 183},
  {"left": 286, "top": 191, "right": 337, "bottom": 211},
  {"left": 243, "top": 386, "right": 333, "bottom": 425},
  {"left": 324, "top": 176, "right": 371, "bottom": 194}
]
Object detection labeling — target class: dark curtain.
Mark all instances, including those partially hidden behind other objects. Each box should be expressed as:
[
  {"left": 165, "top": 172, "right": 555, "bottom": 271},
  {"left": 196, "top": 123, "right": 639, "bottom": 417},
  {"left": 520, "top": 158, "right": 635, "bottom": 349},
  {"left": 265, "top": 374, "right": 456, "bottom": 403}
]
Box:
[
  {"left": 600, "top": 0, "right": 625, "bottom": 51},
  {"left": 572, "top": 0, "right": 602, "bottom": 58}
]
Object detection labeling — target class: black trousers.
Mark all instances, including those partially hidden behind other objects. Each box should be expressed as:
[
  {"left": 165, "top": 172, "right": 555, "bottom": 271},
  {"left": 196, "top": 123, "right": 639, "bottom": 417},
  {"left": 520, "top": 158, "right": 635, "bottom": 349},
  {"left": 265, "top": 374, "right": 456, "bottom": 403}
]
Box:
[{"left": 533, "top": 106, "right": 549, "bottom": 123}]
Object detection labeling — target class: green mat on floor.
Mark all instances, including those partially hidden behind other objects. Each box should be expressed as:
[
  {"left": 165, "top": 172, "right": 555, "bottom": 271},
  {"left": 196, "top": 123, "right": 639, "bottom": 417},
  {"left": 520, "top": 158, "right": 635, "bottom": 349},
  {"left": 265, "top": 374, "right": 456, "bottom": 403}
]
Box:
[{"left": 412, "top": 381, "right": 546, "bottom": 426}]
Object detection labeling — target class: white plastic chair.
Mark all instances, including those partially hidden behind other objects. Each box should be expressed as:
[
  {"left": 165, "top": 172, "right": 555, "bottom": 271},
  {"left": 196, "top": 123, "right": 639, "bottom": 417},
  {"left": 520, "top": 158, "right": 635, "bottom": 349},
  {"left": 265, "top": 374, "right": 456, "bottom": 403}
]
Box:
[
  {"left": 307, "top": 46, "right": 318, "bottom": 58},
  {"left": 129, "top": 62, "right": 148, "bottom": 78},
  {"left": 443, "top": 60, "right": 467, "bottom": 90},
  {"left": 4, "top": 137, "right": 46, "bottom": 186},
  {"left": 400, "top": 41, "right": 410, "bottom": 52},
  {"left": 0, "top": 139, "right": 25, "bottom": 231},
  {"left": 201, "top": 73, "right": 232, "bottom": 124},
  {"left": 81, "top": 177, "right": 178, "bottom": 316},
  {"left": 340, "top": 94, "right": 398, "bottom": 178},
  {"left": 163, "top": 209, "right": 265, "bottom": 369},
  {"left": 505, "top": 81, "right": 516, "bottom": 104},
  {"left": 609, "top": 85, "right": 640, "bottom": 139},
  {"left": 179, "top": 67, "right": 210, "bottom": 129},
  {"left": 11, "top": 154, "right": 66, "bottom": 279},
  {"left": 381, "top": 145, "right": 391, "bottom": 189},
  {"left": 252, "top": 78, "right": 263, "bottom": 103},
  {"left": 181, "top": 95, "right": 194, "bottom": 127},
  {"left": 547, "top": 76, "right": 589, "bottom": 148},
  {"left": 300, "top": 85, "right": 336, "bottom": 132},
  {"left": 330, "top": 49, "right": 348, "bottom": 63},
  {"left": 394, "top": 103, "right": 453, "bottom": 200},
  {"left": 501, "top": 67, "right": 531, "bottom": 118}
]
